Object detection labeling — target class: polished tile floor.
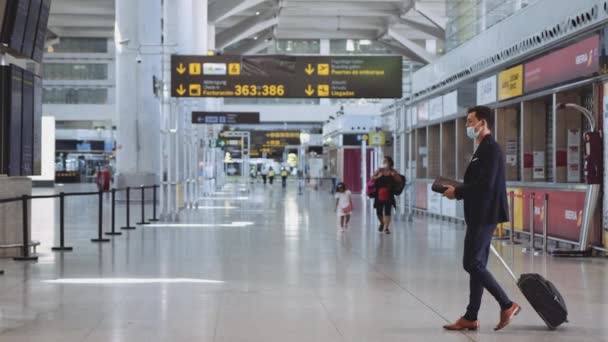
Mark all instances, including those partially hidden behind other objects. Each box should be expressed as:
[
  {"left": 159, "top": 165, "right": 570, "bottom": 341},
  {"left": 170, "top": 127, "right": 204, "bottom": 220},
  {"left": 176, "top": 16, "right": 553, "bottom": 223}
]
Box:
[{"left": 0, "top": 182, "right": 607, "bottom": 341}]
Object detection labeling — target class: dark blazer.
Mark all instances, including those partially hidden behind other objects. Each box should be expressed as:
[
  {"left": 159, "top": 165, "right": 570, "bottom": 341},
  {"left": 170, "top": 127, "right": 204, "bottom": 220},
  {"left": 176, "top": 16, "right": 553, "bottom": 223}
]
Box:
[{"left": 456, "top": 135, "right": 509, "bottom": 226}]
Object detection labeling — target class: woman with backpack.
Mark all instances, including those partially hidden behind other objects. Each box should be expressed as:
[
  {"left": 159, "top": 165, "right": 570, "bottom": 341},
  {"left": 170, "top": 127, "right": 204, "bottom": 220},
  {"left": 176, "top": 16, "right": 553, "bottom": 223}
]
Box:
[{"left": 371, "top": 156, "right": 403, "bottom": 234}]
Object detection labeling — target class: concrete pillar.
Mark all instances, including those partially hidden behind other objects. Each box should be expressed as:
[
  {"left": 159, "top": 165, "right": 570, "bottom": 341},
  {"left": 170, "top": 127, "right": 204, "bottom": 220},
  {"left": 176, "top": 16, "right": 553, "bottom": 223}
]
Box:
[
  {"left": 177, "top": 0, "right": 193, "bottom": 54},
  {"left": 192, "top": 0, "right": 209, "bottom": 54},
  {"left": 208, "top": 25, "right": 216, "bottom": 54},
  {"left": 115, "top": 0, "right": 162, "bottom": 188}
]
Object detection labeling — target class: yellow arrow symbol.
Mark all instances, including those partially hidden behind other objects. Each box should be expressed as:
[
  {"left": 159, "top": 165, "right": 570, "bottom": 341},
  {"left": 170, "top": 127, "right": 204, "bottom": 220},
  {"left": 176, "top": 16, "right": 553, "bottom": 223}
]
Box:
[
  {"left": 305, "top": 85, "right": 315, "bottom": 96},
  {"left": 305, "top": 64, "right": 315, "bottom": 75},
  {"left": 177, "top": 84, "right": 186, "bottom": 95},
  {"left": 176, "top": 63, "right": 186, "bottom": 74}
]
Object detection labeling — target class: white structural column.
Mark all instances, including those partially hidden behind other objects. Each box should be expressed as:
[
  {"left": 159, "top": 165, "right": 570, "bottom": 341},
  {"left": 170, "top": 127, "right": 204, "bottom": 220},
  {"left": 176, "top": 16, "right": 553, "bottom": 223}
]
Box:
[
  {"left": 115, "top": 0, "right": 162, "bottom": 189},
  {"left": 177, "top": 0, "right": 193, "bottom": 54},
  {"left": 191, "top": 0, "right": 210, "bottom": 207}
]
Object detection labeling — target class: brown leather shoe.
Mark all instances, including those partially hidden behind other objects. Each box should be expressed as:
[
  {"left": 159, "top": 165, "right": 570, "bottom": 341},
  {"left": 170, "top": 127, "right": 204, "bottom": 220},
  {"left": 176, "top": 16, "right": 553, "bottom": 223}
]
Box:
[
  {"left": 443, "top": 317, "right": 480, "bottom": 331},
  {"left": 495, "top": 303, "right": 521, "bottom": 331}
]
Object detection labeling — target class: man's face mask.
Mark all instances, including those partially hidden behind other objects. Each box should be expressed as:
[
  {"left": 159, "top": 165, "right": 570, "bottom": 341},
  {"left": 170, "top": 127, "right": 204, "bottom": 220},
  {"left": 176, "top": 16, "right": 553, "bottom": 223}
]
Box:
[{"left": 467, "top": 120, "right": 483, "bottom": 140}]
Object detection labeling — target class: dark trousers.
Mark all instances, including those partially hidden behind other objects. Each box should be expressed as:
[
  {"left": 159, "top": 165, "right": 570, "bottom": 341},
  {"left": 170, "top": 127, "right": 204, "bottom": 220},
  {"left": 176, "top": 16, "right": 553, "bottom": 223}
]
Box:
[
  {"left": 282, "top": 176, "right": 287, "bottom": 187},
  {"left": 463, "top": 224, "right": 513, "bottom": 321},
  {"left": 262, "top": 175, "right": 267, "bottom": 184}
]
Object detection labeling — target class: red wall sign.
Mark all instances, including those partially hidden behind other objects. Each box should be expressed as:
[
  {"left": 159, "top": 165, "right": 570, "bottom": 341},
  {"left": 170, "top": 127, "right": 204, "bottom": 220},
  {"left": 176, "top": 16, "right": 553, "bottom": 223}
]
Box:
[
  {"left": 521, "top": 189, "right": 587, "bottom": 243},
  {"left": 524, "top": 35, "right": 600, "bottom": 93}
]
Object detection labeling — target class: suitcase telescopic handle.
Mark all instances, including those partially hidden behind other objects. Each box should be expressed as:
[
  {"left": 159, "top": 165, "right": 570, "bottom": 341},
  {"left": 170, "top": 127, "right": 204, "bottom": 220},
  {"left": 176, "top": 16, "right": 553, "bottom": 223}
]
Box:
[{"left": 490, "top": 245, "right": 519, "bottom": 283}]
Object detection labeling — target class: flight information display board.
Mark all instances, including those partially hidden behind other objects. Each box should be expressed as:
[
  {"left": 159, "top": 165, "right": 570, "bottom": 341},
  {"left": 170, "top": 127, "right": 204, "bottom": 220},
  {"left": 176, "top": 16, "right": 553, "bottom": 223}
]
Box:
[
  {"left": 0, "top": 1, "right": 6, "bottom": 35},
  {"left": 33, "top": 74, "right": 42, "bottom": 175},
  {"left": 22, "top": 0, "right": 41, "bottom": 58},
  {"left": 0, "top": 64, "right": 41, "bottom": 176},
  {"left": 0, "top": 0, "right": 30, "bottom": 55},
  {"left": 1, "top": 0, "right": 51, "bottom": 62},
  {"left": 32, "top": 0, "right": 50, "bottom": 62},
  {"left": 192, "top": 112, "right": 260, "bottom": 124},
  {"left": 172, "top": 55, "right": 402, "bottom": 99},
  {"left": 9, "top": 65, "right": 23, "bottom": 176},
  {"left": 21, "top": 69, "right": 34, "bottom": 176}
]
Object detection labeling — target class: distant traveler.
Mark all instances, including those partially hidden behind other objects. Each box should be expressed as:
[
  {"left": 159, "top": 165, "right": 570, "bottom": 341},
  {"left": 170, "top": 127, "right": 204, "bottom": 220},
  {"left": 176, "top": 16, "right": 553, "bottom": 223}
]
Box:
[
  {"left": 371, "top": 156, "right": 402, "bottom": 235},
  {"left": 250, "top": 167, "right": 257, "bottom": 183},
  {"left": 335, "top": 182, "right": 352, "bottom": 231},
  {"left": 261, "top": 165, "right": 268, "bottom": 185},
  {"left": 268, "top": 167, "right": 275, "bottom": 185},
  {"left": 281, "top": 168, "right": 288, "bottom": 188},
  {"left": 443, "top": 106, "right": 520, "bottom": 331}
]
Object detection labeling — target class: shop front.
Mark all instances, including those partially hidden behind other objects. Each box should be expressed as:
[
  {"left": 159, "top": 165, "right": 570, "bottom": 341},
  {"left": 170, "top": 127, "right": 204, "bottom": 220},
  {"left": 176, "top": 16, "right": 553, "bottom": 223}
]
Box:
[{"left": 403, "top": 30, "right": 608, "bottom": 251}]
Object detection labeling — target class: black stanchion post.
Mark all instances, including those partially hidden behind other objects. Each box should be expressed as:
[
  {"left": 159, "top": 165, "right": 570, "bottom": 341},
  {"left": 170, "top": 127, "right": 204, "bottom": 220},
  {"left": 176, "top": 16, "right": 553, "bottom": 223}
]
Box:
[
  {"left": 136, "top": 186, "right": 149, "bottom": 225},
  {"left": 106, "top": 189, "right": 122, "bottom": 236},
  {"left": 149, "top": 185, "right": 159, "bottom": 222},
  {"left": 121, "top": 187, "right": 135, "bottom": 230},
  {"left": 52, "top": 192, "right": 73, "bottom": 251},
  {"left": 14, "top": 195, "right": 38, "bottom": 261},
  {"left": 92, "top": 190, "right": 110, "bottom": 243}
]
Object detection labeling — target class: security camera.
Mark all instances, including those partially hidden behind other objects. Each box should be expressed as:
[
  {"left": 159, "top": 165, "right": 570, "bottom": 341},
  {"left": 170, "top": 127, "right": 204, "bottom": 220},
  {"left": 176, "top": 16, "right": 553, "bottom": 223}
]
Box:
[{"left": 136, "top": 54, "right": 142, "bottom": 64}]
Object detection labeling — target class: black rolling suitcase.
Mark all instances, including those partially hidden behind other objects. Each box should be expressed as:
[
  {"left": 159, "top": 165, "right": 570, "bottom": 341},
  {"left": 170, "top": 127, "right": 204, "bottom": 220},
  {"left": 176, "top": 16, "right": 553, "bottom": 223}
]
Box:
[{"left": 490, "top": 246, "right": 568, "bottom": 330}]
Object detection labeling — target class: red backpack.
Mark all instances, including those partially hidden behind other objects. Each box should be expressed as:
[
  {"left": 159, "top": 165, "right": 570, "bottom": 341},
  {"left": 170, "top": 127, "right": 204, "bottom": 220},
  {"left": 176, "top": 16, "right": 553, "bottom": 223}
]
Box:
[{"left": 366, "top": 179, "right": 377, "bottom": 198}]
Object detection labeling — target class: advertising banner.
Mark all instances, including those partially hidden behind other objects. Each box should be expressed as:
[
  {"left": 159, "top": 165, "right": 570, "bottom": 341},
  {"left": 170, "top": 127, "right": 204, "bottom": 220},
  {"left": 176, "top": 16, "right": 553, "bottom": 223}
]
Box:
[
  {"left": 417, "top": 101, "right": 429, "bottom": 122},
  {"left": 476, "top": 75, "right": 497, "bottom": 105},
  {"left": 498, "top": 65, "right": 523, "bottom": 101},
  {"left": 522, "top": 189, "right": 587, "bottom": 243},
  {"left": 524, "top": 34, "right": 600, "bottom": 93},
  {"left": 429, "top": 97, "right": 443, "bottom": 121},
  {"left": 443, "top": 91, "right": 458, "bottom": 117},
  {"left": 369, "top": 132, "right": 386, "bottom": 146},
  {"left": 533, "top": 151, "right": 545, "bottom": 180}
]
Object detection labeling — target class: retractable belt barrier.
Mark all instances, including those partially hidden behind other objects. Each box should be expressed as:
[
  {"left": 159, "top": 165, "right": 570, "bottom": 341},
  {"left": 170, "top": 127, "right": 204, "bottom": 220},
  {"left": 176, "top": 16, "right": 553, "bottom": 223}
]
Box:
[
  {"left": 0, "top": 185, "right": 160, "bottom": 264},
  {"left": 507, "top": 191, "right": 550, "bottom": 255}
]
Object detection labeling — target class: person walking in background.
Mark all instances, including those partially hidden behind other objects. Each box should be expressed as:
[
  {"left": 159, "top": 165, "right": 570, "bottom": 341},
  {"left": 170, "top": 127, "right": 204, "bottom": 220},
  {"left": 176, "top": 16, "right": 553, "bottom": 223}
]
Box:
[
  {"left": 250, "top": 166, "right": 257, "bottom": 184},
  {"left": 268, "top": 167, "right": 276, "bottom": 185},
  {"left": 443, "top": 106, "right": 520, "bottom": 332},
  {"left": 281, "top": 167, "right": 288, "bottom": 188},
  {"left": 371, "top": 156, "right": 402, "bottom": 235},
  {"left": 261, "top": 164, "right": 268, "bottom": 185},
  {"left": 335, "top": 182, "right": 352, "bottom": 231}
]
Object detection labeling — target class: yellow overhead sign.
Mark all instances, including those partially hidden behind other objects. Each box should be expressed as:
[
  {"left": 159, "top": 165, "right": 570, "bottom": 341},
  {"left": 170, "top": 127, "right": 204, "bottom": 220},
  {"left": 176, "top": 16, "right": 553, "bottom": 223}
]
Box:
[
  {"left": 369, "top": 132, "right": 386, "bottom": 146},
  {"left": 498, "top": 65, "right": 523, "bottom": 101}
]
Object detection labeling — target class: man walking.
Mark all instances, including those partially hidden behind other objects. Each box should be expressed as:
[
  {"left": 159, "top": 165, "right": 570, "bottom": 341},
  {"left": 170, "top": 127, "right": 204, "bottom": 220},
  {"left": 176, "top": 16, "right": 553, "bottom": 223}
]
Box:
[{"left": 443, "top": 106, "right": 520, "bottom": 331}]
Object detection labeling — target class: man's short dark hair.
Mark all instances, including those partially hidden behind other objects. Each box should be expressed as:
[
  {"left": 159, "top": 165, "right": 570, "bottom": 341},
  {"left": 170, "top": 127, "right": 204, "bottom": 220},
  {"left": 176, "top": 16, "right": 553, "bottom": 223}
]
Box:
[{"left": 468, "top": 106, "right": 494, "bottom": 130}]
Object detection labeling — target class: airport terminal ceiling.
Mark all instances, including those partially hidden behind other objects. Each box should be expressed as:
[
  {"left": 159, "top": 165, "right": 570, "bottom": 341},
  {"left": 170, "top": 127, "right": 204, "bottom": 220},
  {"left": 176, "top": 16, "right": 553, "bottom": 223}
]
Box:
[{"left": 49, "top": 0, "right": 447, "bottom": 63}]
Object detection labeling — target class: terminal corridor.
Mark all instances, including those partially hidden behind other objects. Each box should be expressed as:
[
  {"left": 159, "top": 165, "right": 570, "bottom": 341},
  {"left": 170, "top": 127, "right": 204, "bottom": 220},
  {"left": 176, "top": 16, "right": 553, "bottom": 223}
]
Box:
[{"left": 0, "top": 184, "right": 606, "bottom": 342}]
